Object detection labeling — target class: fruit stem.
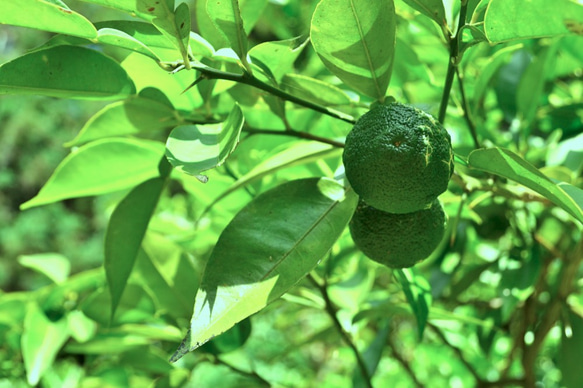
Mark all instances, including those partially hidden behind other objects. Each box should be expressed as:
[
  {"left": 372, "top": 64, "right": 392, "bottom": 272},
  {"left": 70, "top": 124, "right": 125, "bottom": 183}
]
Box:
[{"left": 438, "top": 0, "right": 469, "bottom": 125}]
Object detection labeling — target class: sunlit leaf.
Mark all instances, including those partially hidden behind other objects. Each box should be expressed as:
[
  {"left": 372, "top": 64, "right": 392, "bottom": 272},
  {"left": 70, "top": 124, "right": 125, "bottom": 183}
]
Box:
[
  {"left": 152, "top": 1, "right": 192, "bottom": 65},
  {"left": 281, "top": 74, "right": 352, "bottom": 107},
  {"left": 105, "top": 162, "right": 170, "bottom": 319},
  {"left": 97, "top": 28, "right": 160, "bottom": 61},
  {"left": 207, "top": 0, "right": 252, "bottom": 71},
  {"left": 484, "top": 0, "right": 583, "bottom": 43},
  {"left": 21, "top": 139, "right": 165, "bottom": 210},
  {"left": 66, "top": 92, "right": 180, "bottom": 146},
  {"left": 165, "top": 104, "right": 244, "bottom": 181},
  {"left": 396, "top": 268, "right": 431, "bottom": 339},
  {"left": 468, "top": 147, "right": 583, "bottom": 224},
  {"left": 0, "top": 46, "right": 135, "bottom": 100},
  {"left": 0, "top": 0, "right": 97, "bottom": 38},
  {"left": 22, "top": 303, "right": 70, "bottom": 386},
  {"left": 18, "top": 253, "right": 71, "bottom": 284},
  {"left": 249, "top": 37, "right": 309, "bottom": 83},
  {"left": 170, "top": 178, "right": 358, "bottom": 361},
  {"left": 310, "top": 0, "right": 396, "bottom": 100}
]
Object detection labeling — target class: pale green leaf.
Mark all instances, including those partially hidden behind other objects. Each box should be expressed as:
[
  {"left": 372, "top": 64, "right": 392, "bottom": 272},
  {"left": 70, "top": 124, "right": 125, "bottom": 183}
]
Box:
[
  {"left": 97, "top": 28, "right": 160, "bottom": 61},
  {"left": 152, "top": 1, "right": 192, "bottom": 65},
  {"left": 18, "top": 253, "right": 71, "bottom": 284},
  {"left": 249, "top": 37, "right": 309, "bottom": 83},
  {"left": 22, "top": 303, "right": 70, "bottom": 386},
  {"left": 66, "top": 93, "right": 181, "bottom": 146},
  {"left": 0, "top": 0, "right": 97, "bottom": 38},
  {"left": 207, "top": 0, "right": 251, "bottom": 71},
  {"left": 0, "top": 46, "right": 135, "bottom": 100},
  {"left": 310, "top": 0, "right": 396, "bottom": 100},
  {"left": 281, "top": 74, "right": 352, "bottom": 106},
  {"left": 170, "top": 178, "right": 358, "bottom": 361},
  {"left": 21, "top": 139, "right": 165, "bottom": 210},
  {"left": 468, "top": 147, "right": 583, "bottom": 224},
  {"left": 484, "top": 0, "right": 583, "bottom": 43},
  {"left": 165, "top": 104, "right": 244, "bottom": 180}
]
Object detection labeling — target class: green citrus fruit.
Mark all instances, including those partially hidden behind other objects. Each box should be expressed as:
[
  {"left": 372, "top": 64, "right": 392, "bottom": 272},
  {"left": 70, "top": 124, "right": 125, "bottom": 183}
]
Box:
[
  {"left": 349, "top": 199, "right": 446, "bottom": 268},
  {"left": 342, "top": 102, "right": 454, "bottom": 214}
]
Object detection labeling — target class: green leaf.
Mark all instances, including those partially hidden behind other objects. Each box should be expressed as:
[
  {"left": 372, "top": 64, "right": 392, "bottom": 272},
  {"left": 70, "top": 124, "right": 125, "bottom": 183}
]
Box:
[
  {"left": 310, "top": 0, "right": 396, "bottom": 100},
  {"left": 281, "top": 74, "right": 352, "bottom": 107},
  {"left": 66, "top": 93, "right": 181, "bottom": 146},
  {"left": 77, "top": 0, "right": 172, "bottom": 21},
  {"left": 484, "top": 0, "right": 583, "bottom": 43},
  {"left": 201, "top": 142, "right": 342, "bottom": 214},
  {"left": 468, "top": 148, "right": 583, "bottom": 224},
  {"left": 559, "top": 310, "right": 583, "bottom": 388},
  {"left": 165, "top": 104, "right": 244, "bottom": 181},
  {"left": 395, "top": 268, "right": 432, "bottom": 339},
  {"left": 207, "top": 0, "right": 252, "bottom": 71},
  {"left": 18, "top": 253, "right": 71, "bottom": 284},
  {"left": 22, "top": 303, "right": 70, "bottom": 386},
  {"left": 20, "top": 138, "right": 165, "bottom": 210},
  {"left": 170, "top": 177, "right": 358, "bottom": 361},
  {"left": 97, "top": 28, "right": 160, "bottom": 61},
  {"left": 152, "top": 1, "right": 192, "bottom": 66},
  {"left": 0, "top": 46, "right": 135, "bottom": 100},
  {"left": 249, "top": 37, "right": 309, "bottom": 83},
  {"left": 105, "top": 164, "right": 170, "bottom": 320},
  {"left": 0, "top": 0, "right": 97, "bottom": 38},
  {"left": 402, "top": 0, "right": 447, "bottom": 27}
]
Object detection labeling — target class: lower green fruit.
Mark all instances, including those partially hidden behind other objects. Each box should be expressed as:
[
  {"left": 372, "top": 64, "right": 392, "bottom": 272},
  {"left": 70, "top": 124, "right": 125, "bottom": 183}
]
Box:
[{"left": 349, "top": 199, "right": 446, "bottom": 268}]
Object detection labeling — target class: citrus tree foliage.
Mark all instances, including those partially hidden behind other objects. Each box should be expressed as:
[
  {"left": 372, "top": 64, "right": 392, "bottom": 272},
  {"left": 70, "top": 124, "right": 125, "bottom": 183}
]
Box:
[{"left": 1, "top": 0, "right": 583, "bottom": 387}]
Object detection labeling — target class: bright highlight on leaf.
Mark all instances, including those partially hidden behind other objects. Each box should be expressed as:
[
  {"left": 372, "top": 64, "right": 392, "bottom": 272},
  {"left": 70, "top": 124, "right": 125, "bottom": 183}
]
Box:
[
  {"left": 310, "top": 0, "right": 396, "bottom": 101},
  {"left": 165, "top": 104, "right": 245, "bottom": 182},
  {"left": 484, "top": 0, "right": 583, "bottom": 42},
  {"left": 170, "top": 178, "right": 358, "bottom": 362},
  {"left": 21, "top": 139, "right": 165, "bottom": 210},
  {"left": 468, "top": 147, "right": 583, "bottom": 225}
]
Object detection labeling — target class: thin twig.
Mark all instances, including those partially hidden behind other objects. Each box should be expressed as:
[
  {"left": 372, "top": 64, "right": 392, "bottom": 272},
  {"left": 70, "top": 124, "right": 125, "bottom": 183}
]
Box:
[
  {"left": 455, "top": 67, "right": 481, "bottom": 148},
  {"left": 387, "top": 332, "right": 423, "bottom": 388},
  {"left": 243, "top": 127, "right": 345, "bottom": 148},
  {"left": 171, "top": 62, "right": 356, "bottom": 125},
  {"left": 438, "top": 0, "right": 469, "bottom": 124},
  {"left": 307, "top": 274, "right": 373, "bottom": 388}
]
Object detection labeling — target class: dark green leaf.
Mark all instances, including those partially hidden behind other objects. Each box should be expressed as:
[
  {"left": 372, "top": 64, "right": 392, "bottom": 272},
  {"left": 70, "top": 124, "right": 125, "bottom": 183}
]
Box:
[
  {"left": 165, "top": 104, "right": 244, "bottom": 180},
  {"left": 105, "top": 163, "right": 170, "bottom": 319},
  {"left": 558, "top": 310, "right": 583, "bottom": 388},
  {"left": 21, "top": 138, "right": 165, "bottom": 210},
  {"left": 170, "top": 178, "right": 358, "bottom": 361},
  {"left": 310, "top": 0, "right": 396, "bottom": 100},
  {"left": 468, "top": 147, "right": 583, "bottom": 224},
  {"left": 0, "top": 46, "right": 135, "bottom": 100},
  {"left": 396, "top": 268, "right": 431, "bottom": 339},
  {"left": 402, "top": 0, "right": 447, "bottom": 27},
  {"left": 484, "top": 0, "right": 583, "bottom": 43},
  {"left": 0, "top": 0, "right": 97, "bottom": 38}
]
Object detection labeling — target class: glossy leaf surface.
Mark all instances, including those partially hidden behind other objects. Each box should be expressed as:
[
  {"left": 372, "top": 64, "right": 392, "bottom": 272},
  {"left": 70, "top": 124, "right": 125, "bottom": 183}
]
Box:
[
  {"left": 170, "top": 178, "right": 358, "bottom": 361},
  {"left": 21, "top": 139, "right": 165, "bottom": 209},
  {"left": 165, "top": 104, "right": 244, "bottom": 180},
  {"left": 485, "top": 0, "right": 583, "bottom": 42},
  {"left": 0, "top": 0, "right": 97, "bottom": 38},
  {"left": 0, "top": 46, "right": 135, "bottom": 100},
  {"left": 311, "top": 0, "right": 396, "bottom": 100},
  {"left": 105, "top": 165, "right": 170, "bottom": 319},
  {"left": 207, "top": 0, "right": 251, "bottom": 70},
  {"left": 468, "top": 147, "right": 583, "bottom": 224}
]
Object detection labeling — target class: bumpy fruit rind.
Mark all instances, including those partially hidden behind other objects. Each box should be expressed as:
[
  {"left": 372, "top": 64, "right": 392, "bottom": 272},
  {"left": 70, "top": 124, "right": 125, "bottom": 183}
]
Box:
[
  {"left": 343, "top": 103, "right": 454, "bottom": 214},
  {"left": 349, "top": 199, "right": 446, "bottom": 269}
]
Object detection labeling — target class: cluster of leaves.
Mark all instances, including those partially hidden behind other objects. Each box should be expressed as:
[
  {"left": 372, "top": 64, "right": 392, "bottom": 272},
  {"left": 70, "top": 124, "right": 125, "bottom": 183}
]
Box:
[{"left": 1, "top": 0, "right": 582, "bottom": 387}]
